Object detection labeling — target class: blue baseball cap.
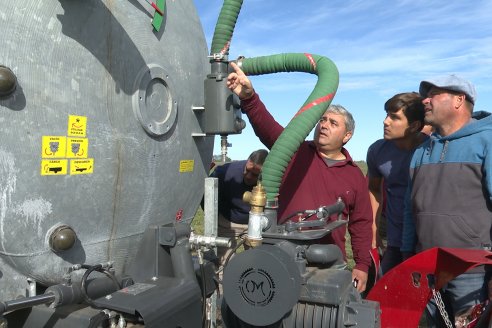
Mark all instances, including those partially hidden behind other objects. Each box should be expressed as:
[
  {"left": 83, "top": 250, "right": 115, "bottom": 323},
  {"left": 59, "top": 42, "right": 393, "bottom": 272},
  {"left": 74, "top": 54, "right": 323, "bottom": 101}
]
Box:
[{"left": 419, "top": 74, "right": 476, "bottom": 105}]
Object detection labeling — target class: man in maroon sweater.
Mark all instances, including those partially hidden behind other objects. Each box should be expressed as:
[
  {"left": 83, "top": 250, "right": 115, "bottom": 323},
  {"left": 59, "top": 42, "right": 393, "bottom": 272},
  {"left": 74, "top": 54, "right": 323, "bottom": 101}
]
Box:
[{"left": 226, "top": 62, "right": 372, "bottom": 292}]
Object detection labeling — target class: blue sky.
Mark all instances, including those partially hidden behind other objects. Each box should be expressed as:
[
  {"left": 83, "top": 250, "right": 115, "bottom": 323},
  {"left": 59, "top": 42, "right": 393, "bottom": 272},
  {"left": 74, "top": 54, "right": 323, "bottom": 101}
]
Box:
[{"left": 194, "top": 0, "right": 492, "bottom": 161}]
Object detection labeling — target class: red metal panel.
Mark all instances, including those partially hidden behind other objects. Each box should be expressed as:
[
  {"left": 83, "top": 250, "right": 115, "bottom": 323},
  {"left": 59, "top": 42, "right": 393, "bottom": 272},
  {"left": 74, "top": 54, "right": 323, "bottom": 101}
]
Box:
[{"left": 366, "top": 248, "right": 492, "bottom": 328}]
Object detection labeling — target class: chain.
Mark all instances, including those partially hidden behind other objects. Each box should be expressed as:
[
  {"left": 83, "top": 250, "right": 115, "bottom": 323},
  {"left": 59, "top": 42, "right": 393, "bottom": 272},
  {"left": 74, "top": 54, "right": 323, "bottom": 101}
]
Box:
[{"left": 431, "top": 288, "right": 454, "bottom": 328}]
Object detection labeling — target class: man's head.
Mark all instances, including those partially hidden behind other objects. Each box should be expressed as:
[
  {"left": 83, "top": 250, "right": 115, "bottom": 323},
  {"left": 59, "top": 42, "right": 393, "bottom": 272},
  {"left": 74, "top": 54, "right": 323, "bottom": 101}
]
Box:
[
  {"left": 419, "top": 74, "right": 476, "bottom": 135},
  {"left": 243, "top": 149, "right": 268, "bottom": 186},
  {"left": 314, "top": 104, "right": 355, "bottom": 154},
  {"left": 419, "top": 74, "right": 476, "bottom": 107},
  {"left": 383, "top": 92, "right": 425, "bottom": 140}
]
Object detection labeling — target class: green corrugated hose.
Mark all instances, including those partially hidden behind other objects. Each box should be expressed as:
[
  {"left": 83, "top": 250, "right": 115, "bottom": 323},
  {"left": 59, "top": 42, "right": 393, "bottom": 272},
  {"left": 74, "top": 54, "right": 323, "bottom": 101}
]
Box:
[
  {"left": 241, "top": 54, "right": 339, "bottom": 200},
  {"left": 210, "top": 2, "right": 339, "bottom": 201},
  {"left": 210, "top": 0, "right": 243, "bottom": 56}
]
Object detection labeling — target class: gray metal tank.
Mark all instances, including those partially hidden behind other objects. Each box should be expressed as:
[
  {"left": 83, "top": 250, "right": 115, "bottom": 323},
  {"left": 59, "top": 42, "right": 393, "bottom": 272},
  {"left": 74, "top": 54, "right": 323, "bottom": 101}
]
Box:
[{"left": 0, "top": 0, "right": 212, "bottom": 300}]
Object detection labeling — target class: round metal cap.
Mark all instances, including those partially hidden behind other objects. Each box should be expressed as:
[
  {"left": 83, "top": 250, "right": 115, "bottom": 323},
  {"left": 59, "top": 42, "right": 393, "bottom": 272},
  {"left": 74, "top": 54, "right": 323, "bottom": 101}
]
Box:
[
  {"left": 0, "top": 65, "right": 17, "bottom": 98},
  {"left": 223, "top": 244, "right": 301, "bottom": 326},
  {"left": 49, "top": 225, "right": 77, "bottom": 252}
]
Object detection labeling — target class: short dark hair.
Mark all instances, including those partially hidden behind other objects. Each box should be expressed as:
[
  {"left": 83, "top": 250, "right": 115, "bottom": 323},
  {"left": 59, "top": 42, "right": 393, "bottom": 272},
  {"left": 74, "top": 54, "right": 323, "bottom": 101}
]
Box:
[
  {"left": 385, "top": 92, "right": 425, "bottom": 127},
  {"left": 248, "top": 149, "right": 268, "bottom": 165}
]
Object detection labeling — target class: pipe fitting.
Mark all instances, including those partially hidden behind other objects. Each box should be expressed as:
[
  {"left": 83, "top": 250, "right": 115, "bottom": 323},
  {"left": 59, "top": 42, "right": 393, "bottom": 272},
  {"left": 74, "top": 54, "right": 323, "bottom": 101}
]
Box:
[
  {"left": 245, "top": 212, "right": 269, "bottom": 247},
  {"left": 242, "top": 181, "right": 266, "bottom": 214},
  {"left": 243, "top": 181, "right": 268, "bottom": 246},
  {"left": 189, "top": 232, "right": 232, "bottom": 248}
]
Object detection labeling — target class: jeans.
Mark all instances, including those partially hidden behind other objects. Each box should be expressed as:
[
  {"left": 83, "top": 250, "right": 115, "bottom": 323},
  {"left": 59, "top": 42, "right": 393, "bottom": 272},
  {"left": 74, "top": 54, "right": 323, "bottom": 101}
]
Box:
[
  {"left": 426, "top": 272, "right": 487, "bottom": 328},
  {"left": 381, "top": 246, "right": 403, "bottom": 275}
]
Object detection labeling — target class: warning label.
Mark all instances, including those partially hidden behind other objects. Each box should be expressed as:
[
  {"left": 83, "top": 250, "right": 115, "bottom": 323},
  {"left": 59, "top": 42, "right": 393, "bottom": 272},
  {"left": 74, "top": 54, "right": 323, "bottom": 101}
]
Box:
[
  {"left": 70, "top": 159, "right": 94, "bottom": 175},
  {"left": 41, "top": 159, "right": 68, "bottom": 175},
  {"left": 66, "top": 138, "right": 88, "bottom": 158},
  {"left": 42, "top": 136, "right": 67, "bottom": 158},
  {"left": 40, "top": 115, "right": 93, "bottom": 176},
  {"left": 67, "top": 115, "right": 87, "bottom": 137},
  {"left": 179, "top": 160, "right": 194, "bottom": 173}
]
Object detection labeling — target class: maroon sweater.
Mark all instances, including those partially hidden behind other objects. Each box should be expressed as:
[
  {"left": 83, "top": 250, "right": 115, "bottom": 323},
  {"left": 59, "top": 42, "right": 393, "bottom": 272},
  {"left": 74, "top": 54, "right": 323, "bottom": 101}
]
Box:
[{"left": 242, "top": 93, "right": 372, "bottom": 272}]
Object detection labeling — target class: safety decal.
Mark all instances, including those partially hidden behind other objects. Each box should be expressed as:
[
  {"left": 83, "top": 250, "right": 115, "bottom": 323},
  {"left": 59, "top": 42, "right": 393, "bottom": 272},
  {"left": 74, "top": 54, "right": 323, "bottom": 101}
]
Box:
[
  {"left": 66, "top": 138, "right": 88, "bottom": 158},
  {"left": 67, "top": 115, "right": 87, "bottom": 137},
  {"left": 41, "top": 159, "right": 68, "bottom": 176},
  {"left": 70, "top": 159, "right": 94, "bottom": 175},
  {"left": 40, "top": 115, "right": 93, "bottom": 176},
  {"left": 179, "top": 160, "right": 194, "bottom": 173},
  {"left": 42, "top": 136, "right": 67, "bottom": 158},
  {"left": 151, "top": 0, "right": 166, "bottom": 32}
]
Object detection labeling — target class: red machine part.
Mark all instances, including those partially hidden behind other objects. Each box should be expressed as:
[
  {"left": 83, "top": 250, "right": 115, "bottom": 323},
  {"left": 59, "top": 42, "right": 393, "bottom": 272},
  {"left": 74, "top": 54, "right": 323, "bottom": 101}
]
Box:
[{"left": 366, "top": 248, "right": 492, "bottom": 328}]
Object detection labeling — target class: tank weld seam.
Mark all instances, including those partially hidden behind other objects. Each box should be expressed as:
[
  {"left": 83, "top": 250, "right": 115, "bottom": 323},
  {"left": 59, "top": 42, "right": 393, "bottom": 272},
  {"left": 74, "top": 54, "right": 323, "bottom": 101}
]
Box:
[{"left": 0, "top": 231, "right": 145, "bottom": 257}]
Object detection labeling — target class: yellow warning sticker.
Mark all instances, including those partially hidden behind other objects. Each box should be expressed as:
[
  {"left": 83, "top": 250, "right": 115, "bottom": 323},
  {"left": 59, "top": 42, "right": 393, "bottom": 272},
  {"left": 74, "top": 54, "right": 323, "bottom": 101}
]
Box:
[
  {"left": 70, "top": 159, "right": 94, "bottom": 175},
  {"left": 41, "top": 159, "right": 68, "bottom": 175},
  {"left": 179, "top": 160, "right": 194, "bottom": 173},
  {"left": 67, "top": 115, "right": 87, "bottom": 137},
  {"left": 41, "top": 136, "right": 67, "bottom": 158},
  {"left": 66, "top": 138, "right": 89, "bottom": 158}
]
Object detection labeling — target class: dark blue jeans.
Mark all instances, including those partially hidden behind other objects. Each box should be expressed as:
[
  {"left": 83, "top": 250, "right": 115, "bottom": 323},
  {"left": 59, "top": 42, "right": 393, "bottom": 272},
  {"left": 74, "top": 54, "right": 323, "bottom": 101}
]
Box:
[
  {"left": 381, "top": 246, "right": 403, "bottom": 275},
  {"left": 426, "top": 272, "right": 488, "bottom": 327}
]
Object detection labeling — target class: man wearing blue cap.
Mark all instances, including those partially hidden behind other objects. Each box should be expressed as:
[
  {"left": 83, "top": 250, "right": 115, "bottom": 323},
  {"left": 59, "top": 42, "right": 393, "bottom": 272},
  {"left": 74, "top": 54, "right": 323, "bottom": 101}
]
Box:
[{"left": 401, "top": 75, "right": 492, "bottom": 326}]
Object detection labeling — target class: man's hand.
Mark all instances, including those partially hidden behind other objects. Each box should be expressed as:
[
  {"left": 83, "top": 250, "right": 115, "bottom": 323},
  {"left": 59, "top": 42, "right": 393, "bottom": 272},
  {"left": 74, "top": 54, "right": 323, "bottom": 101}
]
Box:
[
  {"left": 227, "top": 62, "right": 255, "bottom": 100},
  {"left": 352, "top": 268, "right": 368, "bottom": 293}
]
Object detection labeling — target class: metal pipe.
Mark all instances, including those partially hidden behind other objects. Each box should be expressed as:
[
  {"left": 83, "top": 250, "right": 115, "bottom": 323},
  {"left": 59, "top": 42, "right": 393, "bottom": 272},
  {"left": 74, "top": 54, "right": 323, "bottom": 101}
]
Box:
[
  {"left": 203, "top": 176, "right": 219, "bottom": 328},
  {"left": 246, "top": 212, "right": 269, "bottom": 247},
  {"left": 189, "top": 233, "right": 231, "bottom": 248},
  {"left": 46, "top": 276, "right": 122, "bottom": 308},
  {"left": 220, "top": 135, "right": 228, "bottom": 163},
  {"left": 0, "top": 293, "right": 55, "bottom": 315}
]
